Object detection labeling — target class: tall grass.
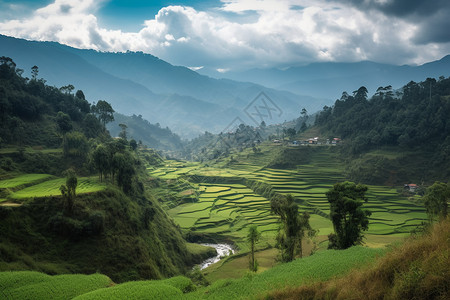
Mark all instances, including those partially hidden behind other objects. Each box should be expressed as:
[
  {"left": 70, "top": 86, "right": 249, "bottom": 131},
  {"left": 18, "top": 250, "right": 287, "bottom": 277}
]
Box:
[
  {"left": 184, "top": 246, "right": 384, "bottom": 299},
  {"left": 267, "top": 218, "right": 450, "bottom": 300}
]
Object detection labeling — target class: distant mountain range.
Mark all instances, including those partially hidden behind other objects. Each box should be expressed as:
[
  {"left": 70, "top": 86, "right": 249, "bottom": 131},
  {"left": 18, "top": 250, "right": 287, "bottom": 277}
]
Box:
[
  {"left": 1, "top": 34, "right": 449, "bottom": 137},
  {"left": 200, "top": 56, "right": 450, "bottom": 100},
  {"left": 0, "top": 35, "right": 326, "bottom": 138}
]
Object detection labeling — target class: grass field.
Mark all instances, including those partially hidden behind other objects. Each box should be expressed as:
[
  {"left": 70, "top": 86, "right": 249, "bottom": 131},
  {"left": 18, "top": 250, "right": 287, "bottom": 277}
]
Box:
[
  {"left": 0, "top": 174, "right": 106, "bottom": 202},
  {"left": 185, "top": 246, "right": 385, "bottom": 299},
  {"left": 0, "top": 174, "right": 53, "bottom": 189},
  {"left": 0, "top": 271, "right": 113, "bottom": 300}
]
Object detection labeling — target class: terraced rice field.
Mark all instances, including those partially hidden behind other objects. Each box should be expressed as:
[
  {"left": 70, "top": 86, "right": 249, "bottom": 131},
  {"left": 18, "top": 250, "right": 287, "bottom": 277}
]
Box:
[
  {"left": 0, "top": 174, "right": 106, "bottom": 202},
  {"left": 150, "top": 148, "right": 427, "bottom": 248},
  {"left": 168, "top": 183, "right": 279, "bottom": 241}
]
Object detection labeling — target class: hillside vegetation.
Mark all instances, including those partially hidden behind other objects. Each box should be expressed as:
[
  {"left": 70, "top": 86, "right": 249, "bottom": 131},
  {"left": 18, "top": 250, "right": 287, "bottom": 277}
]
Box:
[
  {"left": 267, "top": 217, "right": 450, "bottom": 300},
  {"left": 1, "top": 218, "right": 447, "bottom": 299},
  {"left": 315, "top": 78, "right": 450, "bottom": 184},
  {"left": 0, "top": 57, "right": 211, "bottom": 282}
]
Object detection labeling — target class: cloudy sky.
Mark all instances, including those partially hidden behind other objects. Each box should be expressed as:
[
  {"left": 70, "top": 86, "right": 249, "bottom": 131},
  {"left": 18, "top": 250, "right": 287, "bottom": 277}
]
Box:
[{"left": 0, "top": 0, "right": 449, "bottom": 72}]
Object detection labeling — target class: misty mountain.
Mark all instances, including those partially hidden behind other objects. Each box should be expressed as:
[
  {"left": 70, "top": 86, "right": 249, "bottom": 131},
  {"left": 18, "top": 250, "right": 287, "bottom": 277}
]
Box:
[
  {"left": 0, "top": 35, "right": 327, "bottom": 138},
  {"left": 200, "top": 57, "right": 450, "bottom": 99}
]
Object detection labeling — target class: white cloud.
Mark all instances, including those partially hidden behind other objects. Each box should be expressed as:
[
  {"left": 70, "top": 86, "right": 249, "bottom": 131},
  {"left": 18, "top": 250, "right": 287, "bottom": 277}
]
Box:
[{"left": 0, "top": 0, "right": 448, "bottom": 70}]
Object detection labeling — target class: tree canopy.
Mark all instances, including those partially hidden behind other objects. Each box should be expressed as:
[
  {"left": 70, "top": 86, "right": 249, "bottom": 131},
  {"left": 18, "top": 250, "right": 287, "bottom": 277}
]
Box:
[
  {"left": 326, "top": 181, "right": 371, "bottom": 249},
  {"left": 271, "top": 194, "right": 312, "bottom": 261},
  {"left": 423, "top": 181, "right": 449, "bottom": 222}
]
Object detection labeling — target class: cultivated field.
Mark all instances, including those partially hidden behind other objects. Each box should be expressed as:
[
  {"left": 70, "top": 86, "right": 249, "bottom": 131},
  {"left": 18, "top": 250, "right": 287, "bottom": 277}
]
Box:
[
  {"left": 149, "top": 145, "right": 427, "bottom": 253},
  {"left": 0, "top": 174, "right": 106, "bottom": 203}
]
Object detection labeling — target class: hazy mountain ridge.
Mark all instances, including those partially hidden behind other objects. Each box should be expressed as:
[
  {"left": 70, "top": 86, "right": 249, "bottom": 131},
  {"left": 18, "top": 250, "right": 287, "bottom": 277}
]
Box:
[
  {"left": 201, "top": 56, "right": 450, "bottom": 99},
  {"left": 0, "top": 35, "right": 326, "bottom": 138}
]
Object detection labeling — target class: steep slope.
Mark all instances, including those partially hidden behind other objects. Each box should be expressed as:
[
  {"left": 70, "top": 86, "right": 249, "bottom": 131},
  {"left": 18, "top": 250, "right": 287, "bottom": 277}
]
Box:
[{"left": 268, "top": 218, "right": 450, "bottom": 300}]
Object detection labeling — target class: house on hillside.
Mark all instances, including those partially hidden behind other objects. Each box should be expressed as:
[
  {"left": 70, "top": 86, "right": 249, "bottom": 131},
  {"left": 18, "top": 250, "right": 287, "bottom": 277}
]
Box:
[
  {"left": 404, "top": 183, "right": 418, "bottom": 192},
  {"left": 332, "top": 138, "right": 341, "bottom": 144},
  {"left": 308, "top": 137, "right": 319, "bottom": 144}
]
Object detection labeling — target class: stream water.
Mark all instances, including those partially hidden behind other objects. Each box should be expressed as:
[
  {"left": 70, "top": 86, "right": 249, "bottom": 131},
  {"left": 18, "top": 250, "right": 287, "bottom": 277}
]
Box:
[{"left": 199, "top": 243, "right": 235, "bottom": 270}]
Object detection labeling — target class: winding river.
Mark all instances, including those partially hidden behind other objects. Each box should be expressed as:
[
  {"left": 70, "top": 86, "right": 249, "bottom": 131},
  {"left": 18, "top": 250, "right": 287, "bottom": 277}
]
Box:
[{"left": 199, "top": 243, "right": 235, "bottom": 270}]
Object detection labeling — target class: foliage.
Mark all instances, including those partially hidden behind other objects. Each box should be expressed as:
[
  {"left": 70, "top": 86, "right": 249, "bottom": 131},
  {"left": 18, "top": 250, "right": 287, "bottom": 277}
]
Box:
[
  {"left": 271, "top": 194, "right": 312, "bottom": 261},
  {"left": 326, "top": 181, "right": 371, "bottom": 249},
  {"left": 55, "top": 111, "right": 72, "bottom": 134},
  {"left": 266, "top": 217, "right": 450, "bottom": 300},
  {"left": 0, "top": 57, "right": 97, "bottom": 149},
  {"left": 315, "top": 77, "right": 450, "bottom": 182},
  {"left": 92, "top": 100, "right": 114, "bottom": 128},
  {"left": 60, "top": 168, "right": 78, "bottom": 214},
  {"left": 247, "top": 225, "right": 261, "bottom": 272},
  {"left": 423, "top": 181, "right": 449, "bottom": 221}
]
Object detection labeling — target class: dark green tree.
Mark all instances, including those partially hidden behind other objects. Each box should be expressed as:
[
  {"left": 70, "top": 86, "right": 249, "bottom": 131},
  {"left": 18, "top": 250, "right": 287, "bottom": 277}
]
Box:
[
  {"left": 92, "top": 144, "right": 110, "bottom": 182},
  {"left": 301, "top": 108, "right": 308, "bottom": 118},
  {"left": 326, "top": 181, "right": 371, "bottom": 249},
  {"left": 271, "top": 194, "right": 312, "bottom": 261},
  {"left": 31, "top": 65, "right": 39, "bottom": 80},
  {"left": 423, "top": 181, "right": 449, "bottom": 222},
  {"left": 60, "top": 168, "right": 77, "bottom": 214},
  {"left": 129, "top": 139, "right": 138, "bottom": 151},
  {"left": 60, "top": 84, "right": 75, "bottom": 94},
  {"left": 75, "top": 90, "right": 85, "bottom": 100},
  {"left": 247, "top": 225, "right": 261, "bottom": 272},
  {"left": 62, "top": 131, "right": 88, "bottom": 158},
  {"left": 119, "top": 123, "right": 128, "bottom": 140},
  {"left": 93, "top": 100, "right": 115, "bottom": 128},
  {"left": 56, "top": 111, "right": 72, "bottom": 134},
  {"left": 83, "top": 114, "right": 103, "bottom": 138}
]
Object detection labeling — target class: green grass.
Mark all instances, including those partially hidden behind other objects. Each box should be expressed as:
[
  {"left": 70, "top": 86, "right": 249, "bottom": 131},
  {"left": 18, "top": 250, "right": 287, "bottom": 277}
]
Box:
[
  {"left": 0, "top": 271, "right": 113, "bottom": 300},
  {"left": 184, "top": 246, "right": 385, "bottom": 299},
  {"left": 9, "top": 177, "right": 106, "bottom": 199},
  {"left": 73, "top": 276, "right": 194, "bottom": 300},
  {"left": 0, "top": 174, "right": 53, "bottom": 189}
]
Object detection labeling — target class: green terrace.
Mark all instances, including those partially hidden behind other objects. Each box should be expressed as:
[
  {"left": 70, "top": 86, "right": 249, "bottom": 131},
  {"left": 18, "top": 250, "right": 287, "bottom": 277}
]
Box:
[
  {"left": 149, "top": 148, "right": 427, "bottom": 251},
  {"left": 0, "top": 174, "right": 107, "bottom": 203}
]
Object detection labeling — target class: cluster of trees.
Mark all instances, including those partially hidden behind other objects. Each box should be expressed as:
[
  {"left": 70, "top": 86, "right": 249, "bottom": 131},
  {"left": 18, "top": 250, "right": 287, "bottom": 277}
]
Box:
[
  {"left": 91, "top": 138, "right": 138, "bottom": 194},
  {"left": 0, "top": 56, "right": 109, "bottom": 149}
]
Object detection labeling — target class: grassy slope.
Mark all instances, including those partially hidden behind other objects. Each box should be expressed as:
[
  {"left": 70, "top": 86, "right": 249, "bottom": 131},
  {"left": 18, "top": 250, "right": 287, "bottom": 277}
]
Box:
[
  {"left": 0, "top": 185, "right": 201, "bottom": 283},
  {"left": 1, "top": 272, "right": 112, "bottom": 300},
  {"left": 267, "top": 218, "right": 450, "bottom": 300}
]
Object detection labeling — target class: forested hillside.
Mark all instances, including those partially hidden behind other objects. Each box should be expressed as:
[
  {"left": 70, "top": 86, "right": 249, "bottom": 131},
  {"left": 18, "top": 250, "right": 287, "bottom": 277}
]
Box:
[
  {"left": 107, "top": 113, "right": 183, "bottom": 152},
  {"left": 315, "top": 78, "right": 450, "bottom": 184},
  {"left": 0, "top": 57, "right": 210, "bottom": 282}
]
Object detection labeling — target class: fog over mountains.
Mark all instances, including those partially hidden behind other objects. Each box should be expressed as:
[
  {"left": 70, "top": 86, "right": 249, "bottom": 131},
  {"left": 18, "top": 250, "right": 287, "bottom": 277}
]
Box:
[{"left": 1, "top": 34, "right": 449, "bottom": 138}]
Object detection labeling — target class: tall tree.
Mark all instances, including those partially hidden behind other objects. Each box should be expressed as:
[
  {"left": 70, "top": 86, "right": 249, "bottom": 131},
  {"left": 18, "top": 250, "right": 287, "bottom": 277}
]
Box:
[
  {"left": 423, "top": 181, "right": 449, "bottom": 222},
  {"left": 271, "top": 194, "right": 312, "bottom": 261},
  {"left": 60, "top": 168, "right": 77, "bottom": 214},
  {"left": 93, "top": 100, "right": 115, "bottom": 128},
  {"left": 119, "top": 123, "right": 128, "bottom": 140},
  {"left": 56, "top": 111, "right": 72, "bottom": 134},
  {"left": 247, "top": 225, "right": 261, "bottom": 272},
  {"left": 31, "top": 65, "right": 39, "bottom": 80},
  {"left": 326, "top": 181, "right": 371, "bottom": 249}
]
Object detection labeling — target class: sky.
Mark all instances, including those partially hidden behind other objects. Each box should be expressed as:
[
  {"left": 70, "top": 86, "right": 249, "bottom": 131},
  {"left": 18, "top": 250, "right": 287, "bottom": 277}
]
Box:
[{"left": 0, "top": 0, "right": 449, "bottom": 72}]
